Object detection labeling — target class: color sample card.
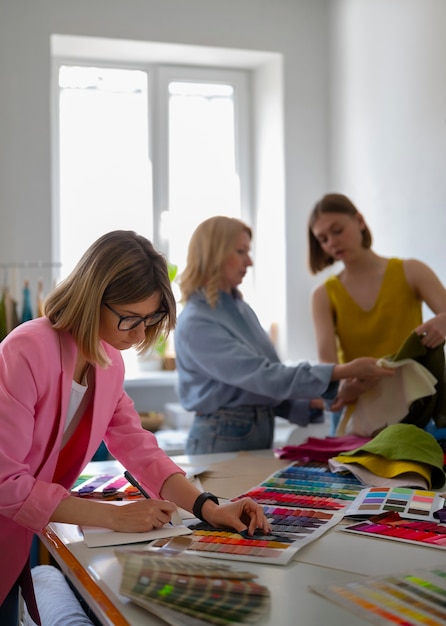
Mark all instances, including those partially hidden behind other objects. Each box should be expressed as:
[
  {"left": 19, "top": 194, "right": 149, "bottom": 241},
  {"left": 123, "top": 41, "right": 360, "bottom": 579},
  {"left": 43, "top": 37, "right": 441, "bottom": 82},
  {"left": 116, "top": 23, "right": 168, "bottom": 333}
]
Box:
[
  {"left": 343, "top": 513, "right": 446, "bottom": 550},
  {"left": 190, "top": 505, "right": 340, "bottom": 539},
  {"left": 151, "top": 507, "right": 344, "bottom": 566},
  {"left": 345, "top": 487, "right": 445, "bottom": 521},
  {"left": 266, "top": 461, "right": 363, "bottom": 489},
  {"left": 236, "top": 461, "right": 363, "bottom": 509},
  {"left": 234, "top": 486, "right": 348, "bottom": 510},
  {"left": 311, "top": 564, "right": 446, "bottom": 625}
]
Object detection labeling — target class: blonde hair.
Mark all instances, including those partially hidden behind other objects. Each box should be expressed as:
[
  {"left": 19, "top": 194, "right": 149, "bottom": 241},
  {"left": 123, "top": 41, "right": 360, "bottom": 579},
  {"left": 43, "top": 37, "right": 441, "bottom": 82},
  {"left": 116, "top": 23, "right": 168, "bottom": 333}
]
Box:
[
  {"left": 179, "top": 216, "right": 252, "bottom": 308},
  {"left": 308, "top": 193, "right": 373, "bottom": 274},
  {"left": 44, "top": 230, "right": 176, "bottom": 367}
]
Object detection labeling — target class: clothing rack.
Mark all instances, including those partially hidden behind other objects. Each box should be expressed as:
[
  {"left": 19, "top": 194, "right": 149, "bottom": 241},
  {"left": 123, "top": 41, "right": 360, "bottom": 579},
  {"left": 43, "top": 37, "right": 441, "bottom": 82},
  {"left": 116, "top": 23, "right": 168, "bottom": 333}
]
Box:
[
  {"left": 1, "top": 262, "right": 61, "bottom": 294},
  {"left": 0, "top": 261, "right": 62, "bottom": 269},
  {"left": 0, "top": 263, "right": 64, "bottom": 339}
]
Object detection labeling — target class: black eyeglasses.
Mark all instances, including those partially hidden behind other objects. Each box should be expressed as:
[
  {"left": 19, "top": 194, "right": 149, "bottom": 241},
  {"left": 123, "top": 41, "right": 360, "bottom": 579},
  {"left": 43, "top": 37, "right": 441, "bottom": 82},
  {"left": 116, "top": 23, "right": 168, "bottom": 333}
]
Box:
[{"left": 104, "top": 302, "right": 168, "bottom": 331}]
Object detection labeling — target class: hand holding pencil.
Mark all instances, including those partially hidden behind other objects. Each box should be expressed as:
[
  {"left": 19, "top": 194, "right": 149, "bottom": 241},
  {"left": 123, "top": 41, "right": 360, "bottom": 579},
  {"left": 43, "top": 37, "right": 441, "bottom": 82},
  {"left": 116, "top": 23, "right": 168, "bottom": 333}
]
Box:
[{"left": 124, "top": 470, "right": 183, "bottom": 527}]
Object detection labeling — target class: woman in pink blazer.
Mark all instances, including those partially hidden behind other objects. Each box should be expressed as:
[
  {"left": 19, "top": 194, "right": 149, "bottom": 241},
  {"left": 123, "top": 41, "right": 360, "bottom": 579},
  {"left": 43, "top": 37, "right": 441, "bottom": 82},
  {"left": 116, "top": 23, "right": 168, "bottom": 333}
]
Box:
[{"left": 0, "top": 230, "right": 270, "bottom": 625}]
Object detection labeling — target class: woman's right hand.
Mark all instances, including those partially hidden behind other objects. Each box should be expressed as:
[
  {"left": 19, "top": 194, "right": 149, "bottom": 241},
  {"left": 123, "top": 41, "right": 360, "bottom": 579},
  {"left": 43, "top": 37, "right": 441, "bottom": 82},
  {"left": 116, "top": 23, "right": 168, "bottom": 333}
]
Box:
[
  {"left": 52, "top": 494, "right": 178, "bottom": 532},
  {"left": 107, "top": 499, "right": 178, "bottom": 532}
]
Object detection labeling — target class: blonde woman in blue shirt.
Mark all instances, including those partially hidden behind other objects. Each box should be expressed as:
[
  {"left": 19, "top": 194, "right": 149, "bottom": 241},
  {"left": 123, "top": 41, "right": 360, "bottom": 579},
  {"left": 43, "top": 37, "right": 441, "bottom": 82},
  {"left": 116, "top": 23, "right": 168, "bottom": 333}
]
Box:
[{"left": 174, "top": 216, "right": 393, "bottom": 454}]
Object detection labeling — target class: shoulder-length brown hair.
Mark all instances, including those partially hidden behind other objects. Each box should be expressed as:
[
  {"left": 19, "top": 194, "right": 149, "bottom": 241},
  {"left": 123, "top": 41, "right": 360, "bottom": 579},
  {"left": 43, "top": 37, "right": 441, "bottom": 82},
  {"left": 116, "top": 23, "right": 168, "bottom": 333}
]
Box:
[
  {"left": 308, "top": 193, "right": 372, "bottom": 274},
  {"left": 44, "top": 230, "right": 176, "bottom": 367},
  {"left": 179, "top": 216, "right": 252, "bottom": 308}
]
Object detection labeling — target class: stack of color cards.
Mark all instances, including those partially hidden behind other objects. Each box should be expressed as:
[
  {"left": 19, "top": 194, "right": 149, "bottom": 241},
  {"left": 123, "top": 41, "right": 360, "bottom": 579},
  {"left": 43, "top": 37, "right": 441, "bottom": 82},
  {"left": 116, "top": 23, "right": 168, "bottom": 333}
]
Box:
[{"left": 118, "top": 551, "right": 270, "bottom": 625}]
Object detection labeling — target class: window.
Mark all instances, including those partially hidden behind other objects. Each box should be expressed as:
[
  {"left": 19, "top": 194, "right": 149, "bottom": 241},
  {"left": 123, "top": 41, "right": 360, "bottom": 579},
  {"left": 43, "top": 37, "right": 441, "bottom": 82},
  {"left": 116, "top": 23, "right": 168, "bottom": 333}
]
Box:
[
  {"left": 57, "top": 65, "right": 152, "bottom": 276},
  {"left": 51, "top": 36, "right": 285, "bottom": 359},
  {"left": 54, "top": 62, "right": 251, "bottom": 282}
]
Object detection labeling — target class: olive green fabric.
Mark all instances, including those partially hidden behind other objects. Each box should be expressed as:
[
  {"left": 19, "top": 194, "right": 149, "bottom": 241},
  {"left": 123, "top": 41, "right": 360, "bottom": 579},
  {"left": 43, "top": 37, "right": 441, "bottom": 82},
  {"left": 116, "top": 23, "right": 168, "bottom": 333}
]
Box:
[
  {"left": 386, "top": 332, "right": 446, "bottom": 429},
  {"left": 340, "top": 423, "right": 446, "bottom": 489}
]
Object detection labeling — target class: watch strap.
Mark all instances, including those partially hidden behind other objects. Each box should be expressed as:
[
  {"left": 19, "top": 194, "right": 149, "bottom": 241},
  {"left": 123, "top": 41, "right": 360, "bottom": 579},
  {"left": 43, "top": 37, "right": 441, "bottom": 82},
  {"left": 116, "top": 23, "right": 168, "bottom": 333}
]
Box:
[{"left": 192, "top": 491, "right": 219, "bottom": 522}]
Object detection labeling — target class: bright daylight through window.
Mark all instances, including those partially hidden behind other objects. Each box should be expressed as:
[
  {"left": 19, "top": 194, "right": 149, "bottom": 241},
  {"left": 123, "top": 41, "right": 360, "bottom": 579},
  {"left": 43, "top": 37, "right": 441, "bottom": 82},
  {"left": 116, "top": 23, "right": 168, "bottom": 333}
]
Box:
[{"left": 57, "top": 64, "right": 248, "bottom": 281}]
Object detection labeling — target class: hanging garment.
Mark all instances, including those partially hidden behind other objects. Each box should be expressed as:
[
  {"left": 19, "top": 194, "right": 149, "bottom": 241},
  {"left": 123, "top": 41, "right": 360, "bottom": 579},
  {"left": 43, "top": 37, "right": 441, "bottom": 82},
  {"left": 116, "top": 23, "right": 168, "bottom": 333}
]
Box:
[
  {"left": 0, "top": 293, "right": 6, "bottom": 341},
  {"left": 36, "top": 280, "right": 45, "bottom": 317},
  {"left": 3, "top": 287, "right": 20, "bottom": 334},
  {"left": 21, "top": 281, "right": 33, "bottom": 323}
]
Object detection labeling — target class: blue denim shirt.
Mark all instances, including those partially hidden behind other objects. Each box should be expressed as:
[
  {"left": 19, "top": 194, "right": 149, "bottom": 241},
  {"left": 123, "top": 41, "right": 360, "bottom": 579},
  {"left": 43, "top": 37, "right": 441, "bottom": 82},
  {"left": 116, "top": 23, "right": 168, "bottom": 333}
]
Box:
[{"left": 174, "top": 290, "right": 337, "bottom": 426}]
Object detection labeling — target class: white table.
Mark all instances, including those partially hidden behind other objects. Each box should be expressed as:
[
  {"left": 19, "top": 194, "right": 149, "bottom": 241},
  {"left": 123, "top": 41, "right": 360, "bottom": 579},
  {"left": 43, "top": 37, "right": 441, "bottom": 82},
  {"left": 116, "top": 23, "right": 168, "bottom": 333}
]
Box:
[{"left": 40, "top": 450, "right": 446, "bottom": 626}]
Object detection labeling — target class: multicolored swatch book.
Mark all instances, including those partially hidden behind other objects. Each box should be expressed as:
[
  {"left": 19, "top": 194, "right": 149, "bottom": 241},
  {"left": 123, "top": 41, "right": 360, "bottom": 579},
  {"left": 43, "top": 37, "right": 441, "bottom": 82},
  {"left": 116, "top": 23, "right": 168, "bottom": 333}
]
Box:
[
  {"left": 117, "top": 551, "right": 270, "bottom": 625},
  {"left": 311, "top": 563, "right": 446, "bottom": 626}
]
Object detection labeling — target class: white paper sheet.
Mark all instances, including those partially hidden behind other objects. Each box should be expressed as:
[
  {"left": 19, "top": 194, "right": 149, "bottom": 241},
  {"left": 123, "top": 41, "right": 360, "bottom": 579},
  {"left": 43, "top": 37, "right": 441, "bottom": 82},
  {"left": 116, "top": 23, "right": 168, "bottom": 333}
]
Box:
[{"left": 82, "top": 522, "right": 192, "bottom": 548}]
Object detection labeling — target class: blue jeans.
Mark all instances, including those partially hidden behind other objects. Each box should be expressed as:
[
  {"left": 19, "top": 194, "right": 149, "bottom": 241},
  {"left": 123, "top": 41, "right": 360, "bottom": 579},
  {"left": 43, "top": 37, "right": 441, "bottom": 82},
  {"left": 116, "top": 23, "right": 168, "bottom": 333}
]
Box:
[
  {"left": 185, "top": 406, "right": 275, "bottom": 454},
  {"left": 330, "top": 410, "right": 344, "bottom": 436}
]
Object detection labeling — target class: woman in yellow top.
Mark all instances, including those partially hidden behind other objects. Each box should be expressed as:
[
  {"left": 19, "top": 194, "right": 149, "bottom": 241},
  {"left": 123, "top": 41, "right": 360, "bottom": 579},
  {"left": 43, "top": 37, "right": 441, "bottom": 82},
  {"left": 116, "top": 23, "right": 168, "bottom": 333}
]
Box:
[{"left": 308, "top": 193, "right": 446, "bottom": 435}]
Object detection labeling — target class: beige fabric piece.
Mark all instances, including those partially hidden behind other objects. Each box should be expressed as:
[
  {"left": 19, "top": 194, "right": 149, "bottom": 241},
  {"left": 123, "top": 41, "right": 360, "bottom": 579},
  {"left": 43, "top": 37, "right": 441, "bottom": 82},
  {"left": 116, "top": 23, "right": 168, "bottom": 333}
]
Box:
[{"left": 338, "top": 358, "right": 437, "bottom": 437}]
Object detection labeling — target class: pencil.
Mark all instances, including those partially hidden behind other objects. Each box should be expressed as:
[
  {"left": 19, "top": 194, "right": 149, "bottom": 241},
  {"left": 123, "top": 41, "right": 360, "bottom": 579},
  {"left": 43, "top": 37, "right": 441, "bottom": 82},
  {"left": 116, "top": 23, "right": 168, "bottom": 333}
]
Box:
[
  {"left": 124, "top": 471, "right": 151, "bottom": 499},
  {"left": 123, "top": 470, "right": 183, "bottom": 526}
]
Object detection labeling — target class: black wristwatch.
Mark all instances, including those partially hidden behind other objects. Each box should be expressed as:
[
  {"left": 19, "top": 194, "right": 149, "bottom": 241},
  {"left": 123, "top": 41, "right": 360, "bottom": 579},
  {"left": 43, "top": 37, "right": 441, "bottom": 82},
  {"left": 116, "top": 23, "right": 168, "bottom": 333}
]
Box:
[{"left": 192, "top": 492, "right": 219, "bottom": 522}]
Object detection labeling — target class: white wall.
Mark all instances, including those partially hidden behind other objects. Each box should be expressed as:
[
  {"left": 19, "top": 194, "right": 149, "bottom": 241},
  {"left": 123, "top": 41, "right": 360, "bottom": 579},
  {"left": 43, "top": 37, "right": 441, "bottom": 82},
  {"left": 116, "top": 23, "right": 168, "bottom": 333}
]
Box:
[
  {"left": 328, "top": 0, "right": 446, "bottom": 297},
  {"left": 2, "top": 0, "right": 445, "bottom": 362}
]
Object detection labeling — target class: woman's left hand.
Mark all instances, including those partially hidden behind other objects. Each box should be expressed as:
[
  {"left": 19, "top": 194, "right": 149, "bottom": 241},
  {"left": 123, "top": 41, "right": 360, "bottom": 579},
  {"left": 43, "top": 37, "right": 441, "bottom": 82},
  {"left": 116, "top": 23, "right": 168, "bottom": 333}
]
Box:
[
  {"left": 331, "top": 376, "right": 379, "bottom": 411},
  {"left": 202, "top": 497, "right": 271, "bottom": 536}
]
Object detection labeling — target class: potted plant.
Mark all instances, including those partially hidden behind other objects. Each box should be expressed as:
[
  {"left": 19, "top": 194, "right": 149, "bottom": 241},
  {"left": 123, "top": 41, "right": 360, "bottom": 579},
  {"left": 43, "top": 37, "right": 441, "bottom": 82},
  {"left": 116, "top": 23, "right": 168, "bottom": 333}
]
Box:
[{"left": 152, "top": 262, "right": 178, "bottom": 370}]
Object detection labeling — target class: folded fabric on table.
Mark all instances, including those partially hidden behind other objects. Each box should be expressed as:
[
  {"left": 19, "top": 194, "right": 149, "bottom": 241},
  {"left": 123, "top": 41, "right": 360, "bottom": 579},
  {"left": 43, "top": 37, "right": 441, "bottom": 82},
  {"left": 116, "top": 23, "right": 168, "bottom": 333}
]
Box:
[
  {"left": 331, "top": 423, "right": 446, "bottom": 489},
  {"left": 275, "top": 434, "right": 371, "bottom": 462},
  {"left": 329, "top": 454, "right": 432, "bottom": 489}
]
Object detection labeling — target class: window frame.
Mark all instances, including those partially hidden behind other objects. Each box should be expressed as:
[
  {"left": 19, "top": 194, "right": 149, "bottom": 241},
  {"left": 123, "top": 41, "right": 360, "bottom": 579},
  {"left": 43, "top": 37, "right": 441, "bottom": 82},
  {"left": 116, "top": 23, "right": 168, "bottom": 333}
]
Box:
[{"left": 51, "top": 57, "right": 253, "bottom": 264}]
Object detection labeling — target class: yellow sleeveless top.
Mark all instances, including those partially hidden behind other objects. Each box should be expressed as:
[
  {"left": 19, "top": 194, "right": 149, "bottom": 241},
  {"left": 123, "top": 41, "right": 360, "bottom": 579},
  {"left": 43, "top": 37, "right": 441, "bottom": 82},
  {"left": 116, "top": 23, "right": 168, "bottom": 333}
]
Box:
[{"left": 324, "top": 258, "right": 422, "bottom": 363}]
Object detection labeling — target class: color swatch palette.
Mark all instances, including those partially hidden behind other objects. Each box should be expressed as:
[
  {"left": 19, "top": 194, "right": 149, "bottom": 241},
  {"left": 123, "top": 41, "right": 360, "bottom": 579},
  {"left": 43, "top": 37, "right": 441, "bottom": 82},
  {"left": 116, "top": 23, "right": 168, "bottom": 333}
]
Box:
[
  {"left": 190, "top": 505, "right": 340, "bottom": 539},
  {"left": 311, "top": 564, "right": 446, "bottom": 625},
  {"left": 344, "top": 512, "right": 446, "bottom": 550},
  {"left": 151, "top": 505, "right": 344, "bottom": 566},
  {"left": 71, "top": 473, "right": 142, "bottom": 499},
  {"left": 345, "top": 486, "right": 445, "bottom": 521},
  {"left": 234, "top": 486, "right": 347, "bottom": 510},
  {"left": 262, "top": 475, "right": 362, "bottom": 500},
  {"left": 235, "top": 461, "right": 363, "bottom": 510},
  {"left": 267, "top": 461, "right": 363, "bottom": 488}
]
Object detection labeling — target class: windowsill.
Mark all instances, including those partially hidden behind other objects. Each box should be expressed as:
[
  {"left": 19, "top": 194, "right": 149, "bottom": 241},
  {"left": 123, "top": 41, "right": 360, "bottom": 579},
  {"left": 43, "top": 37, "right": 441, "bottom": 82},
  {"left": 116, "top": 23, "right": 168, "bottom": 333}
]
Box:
[{"left": 124, "top": 369, "right": 178, "bottom": 387}]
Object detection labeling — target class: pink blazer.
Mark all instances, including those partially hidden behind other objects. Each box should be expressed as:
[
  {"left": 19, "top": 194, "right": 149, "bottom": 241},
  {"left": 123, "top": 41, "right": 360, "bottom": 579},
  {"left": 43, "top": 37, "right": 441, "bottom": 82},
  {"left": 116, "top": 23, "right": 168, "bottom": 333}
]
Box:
[{"left": 0, "top": 317, "right": 182, "bottom": 602}]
